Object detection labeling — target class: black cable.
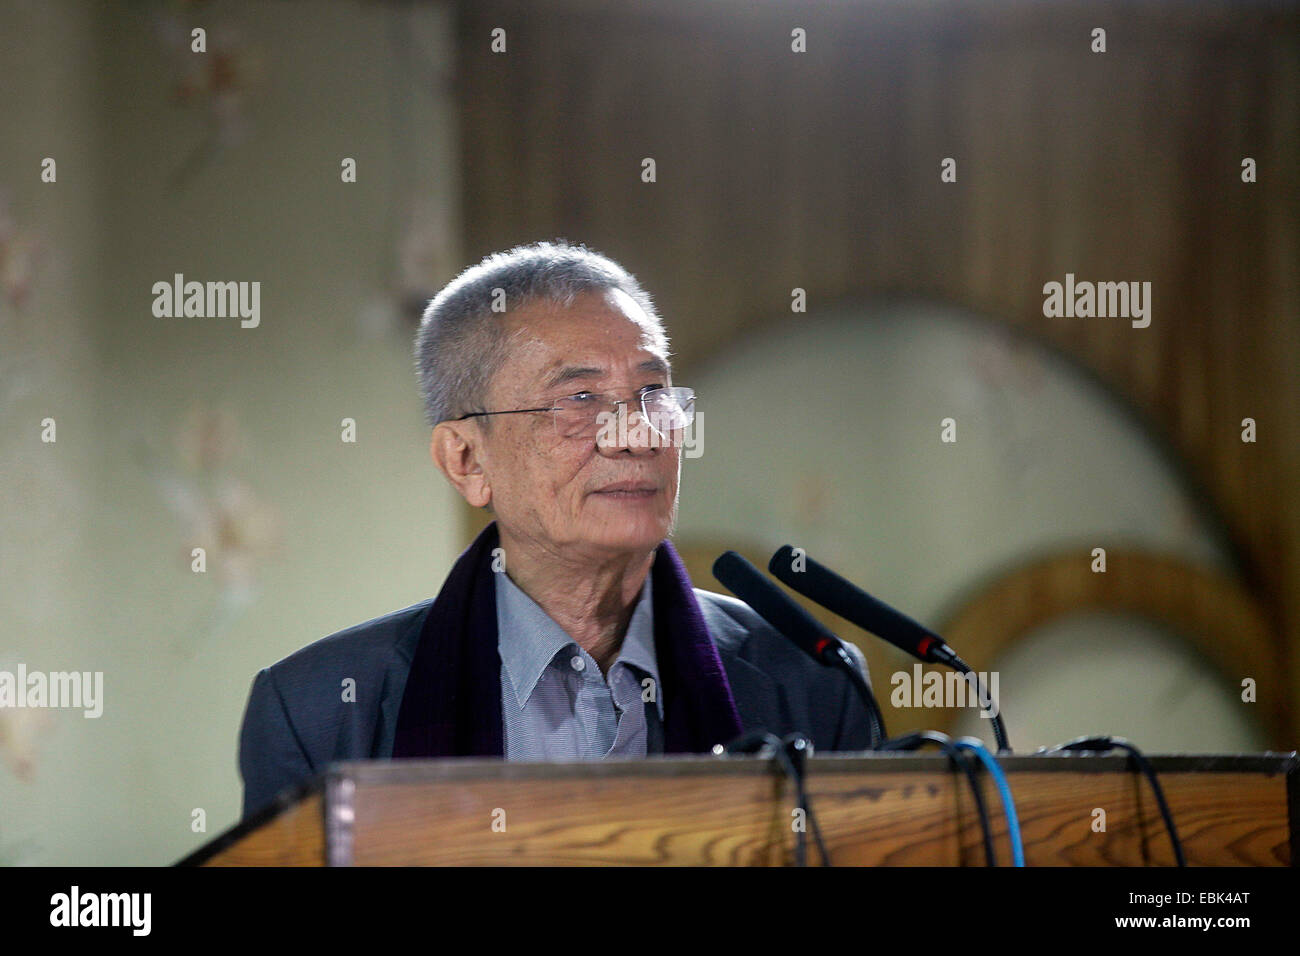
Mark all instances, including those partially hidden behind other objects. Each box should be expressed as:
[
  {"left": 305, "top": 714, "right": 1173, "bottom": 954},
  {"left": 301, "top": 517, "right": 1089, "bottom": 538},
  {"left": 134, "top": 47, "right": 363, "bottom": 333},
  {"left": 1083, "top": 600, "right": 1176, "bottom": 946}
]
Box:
[
  {"left": 880, "top": 730, "right": 998, "bottom": 867},
  {"left": 833, "top": 647, "right": 887, "bottom": 748},
  {"left": 945, "top": 653, "right": 1011, "bottom": 754},
  {"left": 780, "top": 733, "right": 832, "bottom": 866},
  {"left": 1038, "top": 734, "right": 1185, "bottom": 867},
  {"left": 720, "top": 729, "right": 830, "bottom": 866}
]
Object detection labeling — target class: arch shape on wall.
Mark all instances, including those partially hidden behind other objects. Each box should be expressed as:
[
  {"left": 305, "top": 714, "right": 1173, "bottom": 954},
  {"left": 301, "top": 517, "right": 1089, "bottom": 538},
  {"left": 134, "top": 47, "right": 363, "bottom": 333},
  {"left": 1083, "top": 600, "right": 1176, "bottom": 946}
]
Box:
[
  {"left": 676, "top": 538, "right": 1283, "bottom": 748},
  {"left": 935, "top": 547, "right": 1287, "bottom": 745}
]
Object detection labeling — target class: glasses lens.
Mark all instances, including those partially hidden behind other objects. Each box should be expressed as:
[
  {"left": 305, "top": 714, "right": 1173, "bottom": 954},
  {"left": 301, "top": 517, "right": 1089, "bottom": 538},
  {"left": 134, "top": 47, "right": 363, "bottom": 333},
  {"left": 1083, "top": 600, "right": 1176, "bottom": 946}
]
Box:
[
  {"left": 551, "top": 388, "right": 696, "bottom": 442},
  {"left": 553, "top": 394, "right": 605, "bottom": 439},
  {"left": 643, "top": 387, "right": 694, "bottom": 433}
]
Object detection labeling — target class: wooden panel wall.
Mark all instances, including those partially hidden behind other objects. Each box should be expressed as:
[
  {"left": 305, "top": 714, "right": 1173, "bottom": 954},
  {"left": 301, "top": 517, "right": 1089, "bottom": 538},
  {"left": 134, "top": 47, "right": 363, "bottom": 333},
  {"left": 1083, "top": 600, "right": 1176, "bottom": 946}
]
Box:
[{"left": 450, "top": 0, "right": 1300, "bottom": 743}]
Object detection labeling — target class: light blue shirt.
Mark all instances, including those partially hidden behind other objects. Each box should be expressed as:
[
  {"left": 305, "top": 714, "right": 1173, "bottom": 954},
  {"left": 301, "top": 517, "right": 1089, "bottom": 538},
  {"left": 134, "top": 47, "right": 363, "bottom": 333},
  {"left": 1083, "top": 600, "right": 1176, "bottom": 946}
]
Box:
[{"left": 495, "top": 568, "right": 664, "bottom": 760}]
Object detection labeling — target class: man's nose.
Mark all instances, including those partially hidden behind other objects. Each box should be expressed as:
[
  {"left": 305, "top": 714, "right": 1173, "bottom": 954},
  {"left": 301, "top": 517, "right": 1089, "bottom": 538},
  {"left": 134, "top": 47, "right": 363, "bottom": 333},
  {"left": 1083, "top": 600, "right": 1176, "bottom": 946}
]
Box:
[{"left": 596, "top": 402, "right": 659, "bottom": 456}]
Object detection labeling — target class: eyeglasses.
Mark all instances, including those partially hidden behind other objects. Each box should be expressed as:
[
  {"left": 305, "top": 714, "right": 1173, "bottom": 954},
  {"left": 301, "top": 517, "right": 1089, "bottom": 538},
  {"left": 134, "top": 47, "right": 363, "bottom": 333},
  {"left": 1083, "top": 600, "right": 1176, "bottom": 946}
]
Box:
[{"left": 453, "top": 385, "right": 696, "bottom": 442}]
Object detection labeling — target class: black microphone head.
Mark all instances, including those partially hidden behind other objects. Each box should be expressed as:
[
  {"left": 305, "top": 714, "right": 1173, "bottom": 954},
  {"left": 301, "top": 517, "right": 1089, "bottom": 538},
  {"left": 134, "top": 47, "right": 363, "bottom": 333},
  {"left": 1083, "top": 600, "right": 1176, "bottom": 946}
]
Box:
[
  {"left": 770, "top": 544, "right": 799, "bottom": 576},
  {"left": 711, "top": 549, "right": 747, "bottom": 585}
]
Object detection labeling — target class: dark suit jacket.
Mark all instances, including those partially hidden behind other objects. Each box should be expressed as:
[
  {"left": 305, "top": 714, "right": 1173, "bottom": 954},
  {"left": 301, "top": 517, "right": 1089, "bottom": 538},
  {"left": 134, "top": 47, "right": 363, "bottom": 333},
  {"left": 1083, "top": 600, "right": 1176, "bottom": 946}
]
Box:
[{"left": 237, "top": 588, "right": 874, "bottom": 819}]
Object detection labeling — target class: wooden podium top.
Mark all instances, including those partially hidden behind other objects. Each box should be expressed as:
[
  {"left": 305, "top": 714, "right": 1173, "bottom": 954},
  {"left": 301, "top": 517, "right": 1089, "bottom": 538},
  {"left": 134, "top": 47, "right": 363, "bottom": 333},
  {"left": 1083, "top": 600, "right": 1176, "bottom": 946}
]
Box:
[{"left": 180, "top": 751, "right": 1298, "bottom": 866}]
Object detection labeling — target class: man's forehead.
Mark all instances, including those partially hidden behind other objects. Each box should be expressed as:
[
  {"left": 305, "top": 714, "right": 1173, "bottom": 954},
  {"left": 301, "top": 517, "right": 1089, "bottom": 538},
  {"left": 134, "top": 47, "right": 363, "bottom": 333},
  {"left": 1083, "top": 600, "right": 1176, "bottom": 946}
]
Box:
[{"left": 502, "top": 294, "right": 670, "bottom": 385}]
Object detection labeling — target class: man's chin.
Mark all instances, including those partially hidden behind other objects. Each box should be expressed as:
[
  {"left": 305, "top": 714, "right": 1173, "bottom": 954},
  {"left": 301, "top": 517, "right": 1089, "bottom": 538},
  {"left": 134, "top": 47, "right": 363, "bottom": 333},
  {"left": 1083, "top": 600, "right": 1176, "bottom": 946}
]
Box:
[{"left": 577, "top": 512, "right": 672, "bottom": 554}]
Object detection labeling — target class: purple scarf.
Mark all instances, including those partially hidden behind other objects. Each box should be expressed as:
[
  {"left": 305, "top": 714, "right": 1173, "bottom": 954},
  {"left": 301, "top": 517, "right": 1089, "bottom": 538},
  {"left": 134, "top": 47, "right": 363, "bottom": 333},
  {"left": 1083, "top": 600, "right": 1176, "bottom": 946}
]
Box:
[{"left": 392, "top": 520, "right": 743, "bottom": 758}]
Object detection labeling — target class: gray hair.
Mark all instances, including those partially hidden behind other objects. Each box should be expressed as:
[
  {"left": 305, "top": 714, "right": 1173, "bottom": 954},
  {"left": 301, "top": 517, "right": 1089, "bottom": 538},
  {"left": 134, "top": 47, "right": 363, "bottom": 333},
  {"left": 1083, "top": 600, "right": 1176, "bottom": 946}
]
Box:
[{"left": 414, "top": 240, "right": 670, "bottom": 428}]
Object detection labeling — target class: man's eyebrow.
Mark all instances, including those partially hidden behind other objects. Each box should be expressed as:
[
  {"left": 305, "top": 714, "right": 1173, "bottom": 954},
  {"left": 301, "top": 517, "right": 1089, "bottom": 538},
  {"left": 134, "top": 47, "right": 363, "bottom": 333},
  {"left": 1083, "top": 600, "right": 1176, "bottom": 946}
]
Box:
[{"left": 540, "top": 357, "right": 671, "bottom": 390}]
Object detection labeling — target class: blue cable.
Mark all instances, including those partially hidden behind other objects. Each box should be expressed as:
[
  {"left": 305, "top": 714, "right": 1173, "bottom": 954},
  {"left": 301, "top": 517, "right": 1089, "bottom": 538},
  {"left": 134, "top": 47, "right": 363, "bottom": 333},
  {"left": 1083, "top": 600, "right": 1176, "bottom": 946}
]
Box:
[{"left": 954, "top": 736, "right": 1025, "bottom": 867}]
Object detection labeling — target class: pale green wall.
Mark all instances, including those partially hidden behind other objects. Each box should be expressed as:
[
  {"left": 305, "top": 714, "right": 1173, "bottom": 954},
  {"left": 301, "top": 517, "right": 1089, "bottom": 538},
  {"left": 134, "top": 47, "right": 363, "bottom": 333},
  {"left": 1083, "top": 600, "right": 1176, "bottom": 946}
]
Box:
[{"left": 0, "top": 0, "right": 462, "bottom": 865}]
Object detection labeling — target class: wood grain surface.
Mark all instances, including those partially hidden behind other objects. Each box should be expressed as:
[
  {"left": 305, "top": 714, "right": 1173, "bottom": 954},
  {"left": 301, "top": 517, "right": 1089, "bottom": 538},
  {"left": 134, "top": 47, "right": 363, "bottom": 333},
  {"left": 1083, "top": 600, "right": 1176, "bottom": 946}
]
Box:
[{"left": 198, "top": 755, "right": 1294, "bottom": 866}]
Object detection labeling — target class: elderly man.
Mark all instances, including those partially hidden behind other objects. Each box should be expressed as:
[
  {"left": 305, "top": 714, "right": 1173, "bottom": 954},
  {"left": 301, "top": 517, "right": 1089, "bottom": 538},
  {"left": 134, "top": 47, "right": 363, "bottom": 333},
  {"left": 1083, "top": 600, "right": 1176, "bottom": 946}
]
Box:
[{"left": 237, "top": 241, "right": 874, "bottom": 819}]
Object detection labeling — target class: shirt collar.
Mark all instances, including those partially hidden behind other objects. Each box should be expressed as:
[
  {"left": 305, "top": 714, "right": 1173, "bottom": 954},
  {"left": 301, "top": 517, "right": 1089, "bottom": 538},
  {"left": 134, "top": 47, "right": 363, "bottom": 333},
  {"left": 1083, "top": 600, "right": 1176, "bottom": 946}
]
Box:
[{"left": 495, "top": 569, "right": 660, "bottom": 714}]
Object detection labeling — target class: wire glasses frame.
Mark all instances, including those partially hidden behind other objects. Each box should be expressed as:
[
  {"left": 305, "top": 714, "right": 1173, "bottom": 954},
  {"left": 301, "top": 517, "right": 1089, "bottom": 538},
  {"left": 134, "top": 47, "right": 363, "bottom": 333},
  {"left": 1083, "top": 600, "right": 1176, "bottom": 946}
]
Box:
[{"left": 452, "top": 385, "right": 696, "bottom": 442}]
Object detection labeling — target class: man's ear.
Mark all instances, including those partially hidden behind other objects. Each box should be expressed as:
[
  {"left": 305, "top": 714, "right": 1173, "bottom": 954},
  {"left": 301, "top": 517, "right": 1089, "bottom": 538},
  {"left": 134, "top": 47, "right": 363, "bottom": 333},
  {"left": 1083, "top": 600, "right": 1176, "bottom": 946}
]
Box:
[{"left": 430, "top": 422, "right": 491, "bottom": 508}]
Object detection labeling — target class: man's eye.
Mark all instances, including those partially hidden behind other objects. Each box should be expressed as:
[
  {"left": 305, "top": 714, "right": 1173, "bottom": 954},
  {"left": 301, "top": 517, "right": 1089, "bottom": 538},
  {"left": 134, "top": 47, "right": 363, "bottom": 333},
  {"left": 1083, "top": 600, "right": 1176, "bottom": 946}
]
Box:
[{"left": 568, "top": 391, "right": 597, "bottom": 402}]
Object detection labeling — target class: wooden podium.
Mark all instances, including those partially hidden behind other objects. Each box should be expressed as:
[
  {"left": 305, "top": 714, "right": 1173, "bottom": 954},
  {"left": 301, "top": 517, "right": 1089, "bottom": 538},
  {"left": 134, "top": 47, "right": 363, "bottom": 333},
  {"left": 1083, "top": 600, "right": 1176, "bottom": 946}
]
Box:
[{"left": 179, "top": 752, "right": 1297, "bottom": 866}]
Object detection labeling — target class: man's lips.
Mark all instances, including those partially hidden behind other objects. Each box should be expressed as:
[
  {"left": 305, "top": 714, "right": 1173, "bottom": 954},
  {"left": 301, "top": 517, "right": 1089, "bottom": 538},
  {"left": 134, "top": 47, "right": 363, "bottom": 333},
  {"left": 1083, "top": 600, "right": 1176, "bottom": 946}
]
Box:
[{"left": 592, "top": 481, "right": 659, "bottom": 496}]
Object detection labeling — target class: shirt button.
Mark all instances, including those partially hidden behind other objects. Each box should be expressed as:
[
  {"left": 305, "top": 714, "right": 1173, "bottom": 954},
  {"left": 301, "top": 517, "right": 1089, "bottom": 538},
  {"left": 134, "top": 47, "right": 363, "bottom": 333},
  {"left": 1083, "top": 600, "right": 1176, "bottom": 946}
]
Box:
[{"left": 570, "top": 655, "right": 586, "bottom": 672}]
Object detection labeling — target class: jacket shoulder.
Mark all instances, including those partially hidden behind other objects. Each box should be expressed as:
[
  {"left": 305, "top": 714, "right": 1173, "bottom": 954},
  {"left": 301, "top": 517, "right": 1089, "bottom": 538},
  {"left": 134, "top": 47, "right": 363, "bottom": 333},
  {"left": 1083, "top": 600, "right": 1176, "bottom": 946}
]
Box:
[
  {"left": 693, "top": 586, "right": 871, "bottom": 683},
  {"left": 693, "top": 587, "right": 764, "bottom": 647},
  {"left": 694, "top": 586, "right": 811, "bottom": 668},
  {"left": 694, "top": 586, "right": 804, "bottom": 660},
  {"left": 264, "top": 598, "right": 433, "bottom": 684}
]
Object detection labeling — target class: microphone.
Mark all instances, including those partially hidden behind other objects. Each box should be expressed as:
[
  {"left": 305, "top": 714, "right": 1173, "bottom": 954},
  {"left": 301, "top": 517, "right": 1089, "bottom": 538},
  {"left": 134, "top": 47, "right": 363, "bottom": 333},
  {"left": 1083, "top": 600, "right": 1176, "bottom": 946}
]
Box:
[
  {"left": 768, "top": 545, "right": 1011, "bottom": 753},
  {"left": 768, "top": 545, "right": 959, "bottom": 666},
  {"left": 714, "top": 551, "right": 846, "bottom": 666},
  {"left": 712, "top": 550, "right": 885, "bottom": 748}
]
